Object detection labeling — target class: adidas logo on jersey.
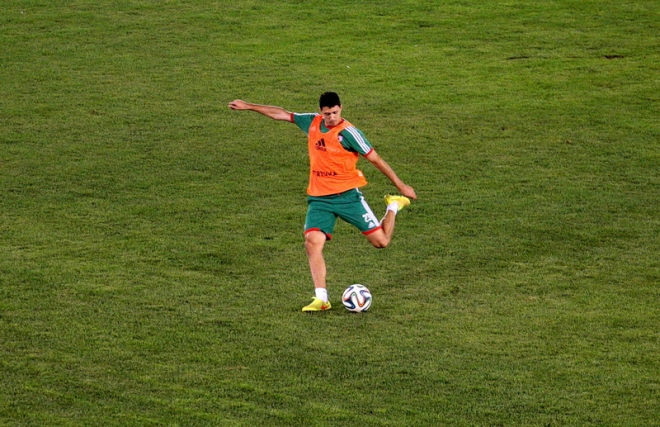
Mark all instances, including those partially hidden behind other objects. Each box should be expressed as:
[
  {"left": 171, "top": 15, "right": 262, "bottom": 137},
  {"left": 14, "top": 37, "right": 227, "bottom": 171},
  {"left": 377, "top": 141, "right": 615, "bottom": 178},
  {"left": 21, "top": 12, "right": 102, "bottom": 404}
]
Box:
[{"left": 314, "top": 138, "right": 327, "bottom": 151}]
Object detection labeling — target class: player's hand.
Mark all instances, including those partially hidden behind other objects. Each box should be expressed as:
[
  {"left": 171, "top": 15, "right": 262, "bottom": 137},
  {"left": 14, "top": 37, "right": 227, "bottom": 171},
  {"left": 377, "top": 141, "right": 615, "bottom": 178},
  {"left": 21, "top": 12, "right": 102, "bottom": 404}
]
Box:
[
  {"left": 228, "top": 99, "right": 250, "bottom": 110},
  {"left": 398, "top": 184, "right": 417, "bottom": 200}
]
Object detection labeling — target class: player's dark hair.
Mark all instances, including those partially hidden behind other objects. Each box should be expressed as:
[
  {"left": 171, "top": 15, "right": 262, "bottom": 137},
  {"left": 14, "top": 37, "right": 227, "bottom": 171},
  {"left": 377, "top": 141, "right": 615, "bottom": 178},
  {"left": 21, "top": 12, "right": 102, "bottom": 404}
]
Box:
[{"left": 319, "top": 92, "right": 341, "bottom": 109}]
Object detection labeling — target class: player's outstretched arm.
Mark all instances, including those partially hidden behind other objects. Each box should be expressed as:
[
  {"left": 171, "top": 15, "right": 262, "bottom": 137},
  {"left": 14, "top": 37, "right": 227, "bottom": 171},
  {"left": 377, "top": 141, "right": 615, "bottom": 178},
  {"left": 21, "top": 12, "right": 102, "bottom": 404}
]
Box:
[
  {"left": 228, "top": 99, "right": 292, "bottom": 121},
  {"left": 365, "top": 150, "right": 417, "bottom": 200}
]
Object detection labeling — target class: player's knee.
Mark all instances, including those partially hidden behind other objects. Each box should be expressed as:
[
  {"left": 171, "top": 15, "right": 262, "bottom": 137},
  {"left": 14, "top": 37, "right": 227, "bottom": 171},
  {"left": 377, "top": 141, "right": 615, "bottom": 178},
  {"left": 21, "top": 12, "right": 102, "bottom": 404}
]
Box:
[
  {"left": 305, "top": 231, "right": 326, "bottom": 253},
  {"left": 305, "top": 240, "right": 320, "bottom": 255},
  {"left": 369, "top": 237, "right": 390, "bottom": 249}
]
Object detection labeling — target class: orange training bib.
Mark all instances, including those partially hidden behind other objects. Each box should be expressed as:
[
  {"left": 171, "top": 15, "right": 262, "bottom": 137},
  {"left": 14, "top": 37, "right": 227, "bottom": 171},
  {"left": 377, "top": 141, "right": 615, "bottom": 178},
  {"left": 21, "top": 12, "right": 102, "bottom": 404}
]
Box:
[{"left": 306, "top": 115, "right": 368, "bottom": 196}]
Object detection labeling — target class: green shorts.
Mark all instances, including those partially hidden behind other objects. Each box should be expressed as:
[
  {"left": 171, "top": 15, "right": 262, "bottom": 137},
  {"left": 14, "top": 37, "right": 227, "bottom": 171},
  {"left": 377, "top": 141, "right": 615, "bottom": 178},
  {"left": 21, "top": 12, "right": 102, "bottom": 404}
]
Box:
[{"left": 304, "top": 188, "right": 381, "bottom": 240}]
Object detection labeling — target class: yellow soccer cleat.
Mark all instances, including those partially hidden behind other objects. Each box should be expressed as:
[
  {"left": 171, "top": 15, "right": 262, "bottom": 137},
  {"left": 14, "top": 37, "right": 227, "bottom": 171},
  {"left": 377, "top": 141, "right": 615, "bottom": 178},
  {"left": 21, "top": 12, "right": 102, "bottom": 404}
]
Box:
[
  {"left": 384, "top": 194, "right": 411, "bottom": 211},
  {"left": 302, "top": 297, "right": 332, "bottom": 312}
]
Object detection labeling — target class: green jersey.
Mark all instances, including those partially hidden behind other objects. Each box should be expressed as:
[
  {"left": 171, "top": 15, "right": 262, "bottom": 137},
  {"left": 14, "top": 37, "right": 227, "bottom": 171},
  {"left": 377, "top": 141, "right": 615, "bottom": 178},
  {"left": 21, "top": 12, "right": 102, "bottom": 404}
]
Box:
[{"left": 292, "top": 113, "right": 374, "bottom": 156}]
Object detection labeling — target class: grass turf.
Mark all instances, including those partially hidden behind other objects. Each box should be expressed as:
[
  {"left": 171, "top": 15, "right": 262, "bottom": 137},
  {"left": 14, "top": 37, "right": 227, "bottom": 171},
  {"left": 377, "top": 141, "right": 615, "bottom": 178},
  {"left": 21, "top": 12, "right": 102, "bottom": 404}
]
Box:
[{"left": 1, "top": 0, "right": 659, "bottom": 425}]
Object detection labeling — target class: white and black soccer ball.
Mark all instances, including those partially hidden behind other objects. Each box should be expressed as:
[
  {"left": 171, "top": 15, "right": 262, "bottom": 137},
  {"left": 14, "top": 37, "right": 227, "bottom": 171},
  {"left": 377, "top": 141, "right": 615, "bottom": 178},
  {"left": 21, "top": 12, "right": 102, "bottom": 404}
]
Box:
[{"left": 342, "top": 284, "right": 372, "bottom": 313}]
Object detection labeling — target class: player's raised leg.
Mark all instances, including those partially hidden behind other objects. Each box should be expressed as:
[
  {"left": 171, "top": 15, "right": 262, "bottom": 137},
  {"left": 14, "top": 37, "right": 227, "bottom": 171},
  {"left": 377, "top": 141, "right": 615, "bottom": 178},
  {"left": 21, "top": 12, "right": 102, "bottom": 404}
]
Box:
[{"left": 364, "top": 195, "right": 411, "bottom": 249}]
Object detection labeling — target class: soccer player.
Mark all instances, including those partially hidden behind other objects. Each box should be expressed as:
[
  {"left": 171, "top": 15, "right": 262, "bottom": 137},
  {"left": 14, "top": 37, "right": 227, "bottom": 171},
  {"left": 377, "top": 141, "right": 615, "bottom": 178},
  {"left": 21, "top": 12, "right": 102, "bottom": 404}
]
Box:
[{"left": 228, "top": 92, "right": 417, "bottom": 311}]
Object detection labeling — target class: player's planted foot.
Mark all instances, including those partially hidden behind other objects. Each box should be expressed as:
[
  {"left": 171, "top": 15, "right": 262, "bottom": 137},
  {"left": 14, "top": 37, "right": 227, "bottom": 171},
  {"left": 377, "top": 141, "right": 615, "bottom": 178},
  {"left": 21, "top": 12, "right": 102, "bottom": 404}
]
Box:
[
  {"left": 384, "top": 195, "right": 411, "bottom": 211},
  {"left": 302, "top": 297, "right": 332, "bottom": 312}
]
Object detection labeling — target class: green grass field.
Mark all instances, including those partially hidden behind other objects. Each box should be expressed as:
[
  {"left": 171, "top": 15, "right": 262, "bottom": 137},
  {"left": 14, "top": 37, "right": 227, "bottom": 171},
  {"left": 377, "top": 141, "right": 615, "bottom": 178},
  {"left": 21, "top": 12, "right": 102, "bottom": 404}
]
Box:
[{"left": 1, "top": 1, "right": 659, "bottom": 425}]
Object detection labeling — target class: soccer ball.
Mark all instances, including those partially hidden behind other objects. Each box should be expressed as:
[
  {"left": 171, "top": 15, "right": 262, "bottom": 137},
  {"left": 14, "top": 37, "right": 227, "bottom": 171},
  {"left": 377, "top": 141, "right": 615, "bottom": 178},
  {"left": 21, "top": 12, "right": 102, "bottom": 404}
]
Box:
[{"left": 342, "top": 284, "right": 372, "bottom": 312}]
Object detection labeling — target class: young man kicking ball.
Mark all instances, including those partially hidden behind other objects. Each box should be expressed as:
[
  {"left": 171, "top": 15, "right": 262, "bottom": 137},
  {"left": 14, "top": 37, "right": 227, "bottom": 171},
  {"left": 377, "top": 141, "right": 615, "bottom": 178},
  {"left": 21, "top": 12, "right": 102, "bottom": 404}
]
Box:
[{"left": 228, "top": 92, "right": 417, "bottom": 311}]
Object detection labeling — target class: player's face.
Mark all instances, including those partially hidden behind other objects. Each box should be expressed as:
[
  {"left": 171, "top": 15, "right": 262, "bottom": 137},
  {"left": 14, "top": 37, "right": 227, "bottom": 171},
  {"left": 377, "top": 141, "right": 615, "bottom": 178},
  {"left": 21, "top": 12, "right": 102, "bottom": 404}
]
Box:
[{"left": 320, "top": 105, "right": 342, "bottom": 127}]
